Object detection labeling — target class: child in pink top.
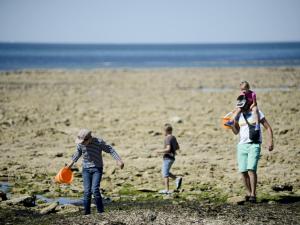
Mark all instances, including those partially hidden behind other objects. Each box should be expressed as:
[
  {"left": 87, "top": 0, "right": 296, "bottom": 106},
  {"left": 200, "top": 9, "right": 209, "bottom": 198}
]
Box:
[{"left": 225, "top": 81, "right": 260, "bottom": 130}]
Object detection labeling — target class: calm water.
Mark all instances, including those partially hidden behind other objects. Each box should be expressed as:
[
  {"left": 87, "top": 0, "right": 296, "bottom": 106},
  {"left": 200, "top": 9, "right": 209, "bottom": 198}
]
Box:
[{"left": 0, "top": 42, "right": 300, "bottom": 70}]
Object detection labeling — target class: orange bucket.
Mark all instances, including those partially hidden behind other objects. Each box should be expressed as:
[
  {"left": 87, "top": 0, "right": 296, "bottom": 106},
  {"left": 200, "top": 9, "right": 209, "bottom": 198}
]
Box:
[
  {"left": 55, "top": 167, "right": 73, "bottom": 184},
  {"left": 222, "top": 112, "right": 233, "bottom": 129}
]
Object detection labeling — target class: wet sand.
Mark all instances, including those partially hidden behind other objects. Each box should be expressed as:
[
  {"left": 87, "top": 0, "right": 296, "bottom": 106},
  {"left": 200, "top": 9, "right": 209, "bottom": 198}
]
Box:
[{"left": 0, "top": 67, "right": 299, "bottom": 203}]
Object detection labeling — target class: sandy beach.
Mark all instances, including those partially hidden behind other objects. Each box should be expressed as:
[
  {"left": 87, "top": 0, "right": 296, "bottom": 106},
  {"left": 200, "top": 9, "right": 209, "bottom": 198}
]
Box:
[{"left": 0, "top": 67, "right": 300, "bottom": 224}]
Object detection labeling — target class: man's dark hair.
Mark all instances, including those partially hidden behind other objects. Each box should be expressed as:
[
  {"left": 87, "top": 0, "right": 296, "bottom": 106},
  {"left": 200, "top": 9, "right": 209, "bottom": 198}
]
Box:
[{"left": 237, "top": 95, "right": 250, "bottom": 111}]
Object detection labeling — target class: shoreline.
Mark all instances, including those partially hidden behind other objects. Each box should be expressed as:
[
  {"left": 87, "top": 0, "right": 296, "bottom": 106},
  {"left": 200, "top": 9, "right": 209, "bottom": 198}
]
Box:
[{"left": 1, "top": 65, "right": 300, "bottom": 73}]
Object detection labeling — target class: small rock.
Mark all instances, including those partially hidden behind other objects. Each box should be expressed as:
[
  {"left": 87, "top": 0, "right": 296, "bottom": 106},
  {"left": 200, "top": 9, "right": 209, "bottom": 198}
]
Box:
[
  {"left": 40, "top": 201, "right": 59, "bottom": 215},
  {"left": 227, "top": 196, "right": 245, "bottom": 205},
  {"left": 4, "top": 195, "right": 36, "bottom": 207},
  {"left": 56, "top": 204, "right": 80, "bottom": 214},
  {"left": 0, "top": 191, "right": 7, "bottom": 201},
  {"left": 170, "top": 116, "right": 183, "bottom": 124},
  {"left": 64, "top": 119, "right": 71, "bottom": 126},
  {"left": 279, "top": 129, "right": 289, "bottom": 135},
  {"left": 70, "top": 186, "right": 81, "bottom": 193},
  {"left": 55, "top": 153, "right": 63, "bottom": 157},
  {"left": 0, "top": 167, "right": 8, "bottom": 171},
  {"left": 102, "top": 196, "right": 112, "bottom": 203},
  {"left": 137, "top": 188, "right": 157, "bottom": 193},
  {"left": 0, "top": 119, "right": 14, "bottom": 127},
  {"left": 290, "top": 107, "right": 299, "bottom": 113},
  {"left": 107, "top": 168, "right": 116, "bottom": 175},
  {"left": 134, "top": 172, "right": 143, "bottom": 177},
  {"left": 272, "top": 184, "right": 293, "bottom": 192},
  {"left": 40, "top": 188, "right": 50, "bottom": 194},
  {"left": 152, "top": 132, "right": 162, "bottom": 136}
]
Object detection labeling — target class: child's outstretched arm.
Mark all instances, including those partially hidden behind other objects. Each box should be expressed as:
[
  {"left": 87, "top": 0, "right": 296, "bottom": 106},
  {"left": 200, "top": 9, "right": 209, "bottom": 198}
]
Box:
[
  {"left": 67, "top": 145, "right": 82, "bottom": 168},
  {"left": 157, "top": 145, "right": 171, "bottom": 154},
  {"left": 101, "top": 140, "right": 124, "bottom": 169}
]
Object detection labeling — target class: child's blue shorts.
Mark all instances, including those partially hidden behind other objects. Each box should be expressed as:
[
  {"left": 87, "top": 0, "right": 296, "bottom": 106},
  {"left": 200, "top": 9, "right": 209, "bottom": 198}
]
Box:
[{"left": 162, "top": 158, "right": 175, "bottom": 177}]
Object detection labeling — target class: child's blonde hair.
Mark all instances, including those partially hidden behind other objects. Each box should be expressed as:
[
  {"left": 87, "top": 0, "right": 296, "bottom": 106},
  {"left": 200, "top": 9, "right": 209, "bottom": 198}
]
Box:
[{"left": 240, "top": 80, "right": 250, "bottom": 90}]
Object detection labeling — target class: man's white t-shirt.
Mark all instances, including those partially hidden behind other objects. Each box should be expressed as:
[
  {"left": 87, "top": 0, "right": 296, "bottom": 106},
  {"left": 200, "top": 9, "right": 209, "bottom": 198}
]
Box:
[{"left": 238, "top": 110, "right": 265, "bottom": 144}]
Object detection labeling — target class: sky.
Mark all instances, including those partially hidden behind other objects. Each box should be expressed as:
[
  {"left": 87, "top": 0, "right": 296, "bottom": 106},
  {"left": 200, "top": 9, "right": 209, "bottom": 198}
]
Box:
[{"left": 0, "top": 0, "right": 300, "bottom": 44}]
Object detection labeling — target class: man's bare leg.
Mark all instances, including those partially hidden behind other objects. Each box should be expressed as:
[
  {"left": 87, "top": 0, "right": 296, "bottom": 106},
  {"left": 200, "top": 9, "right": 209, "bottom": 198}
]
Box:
[
  {"left": 241, "top": 172, "right": 252, "bottom": 196},
  {"left": 248, "top": 170, "right": 257, "bottom": 197}
]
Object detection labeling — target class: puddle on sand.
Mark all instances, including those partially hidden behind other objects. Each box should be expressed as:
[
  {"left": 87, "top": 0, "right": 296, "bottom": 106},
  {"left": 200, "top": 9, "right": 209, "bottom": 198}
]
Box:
[
  {"left": 36, "top": 195, "right": 112, "bottom": 206},
  {"left": 36, "top": 195, "right": 83, "bottom": 206},
  {"left": 0, "top": 182, "right": 83, "bottom": 205},
  {"left": 0, "top": 182, "right": 111, "bottom": 206},
  {"left": 0, "top": 182, "right": 11, "bottom": 193}
]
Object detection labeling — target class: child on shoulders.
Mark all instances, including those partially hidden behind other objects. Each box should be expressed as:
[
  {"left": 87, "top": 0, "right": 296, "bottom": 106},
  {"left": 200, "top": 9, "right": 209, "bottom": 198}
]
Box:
[{"left": 225, "top": 81, "right": 260, "bottom": 130}]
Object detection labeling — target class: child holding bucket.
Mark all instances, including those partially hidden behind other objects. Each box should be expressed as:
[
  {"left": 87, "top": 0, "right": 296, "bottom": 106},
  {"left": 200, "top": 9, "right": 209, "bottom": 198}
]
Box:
[
  {"left": 224, "top": 81, "right": 260, "bottom": 130},
  {"left": 67, "top": 129, "right": 124, "bottom": 215}
]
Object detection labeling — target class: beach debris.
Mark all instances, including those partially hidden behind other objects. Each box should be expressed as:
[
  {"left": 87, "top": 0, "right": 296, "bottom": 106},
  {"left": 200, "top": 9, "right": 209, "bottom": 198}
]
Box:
[
  {"left": 56, "top": 204, "right": 81, "bottom": 214},
  {"left": 0, "top": 119, "right": 14, "bottom": 127},
  {"left": 106, "top": 168, "right": 116, "bottom": 175},
  {"left": 0, "top": 166, "right": 8, "bottom": 171},
  {"left": 170, "top": 116, "right": 183, "bottom": 124},
  {"left": 290, "top": 107, "right": 299, "bottom": 113},
  {"left": 272, "top": 184, "right": 293, "bottom": 192},
  {"left": 4, "top": 195, "right": 36, "bottom": 207},
  {"left": 279, "top": 129, "right": 289, "bottom": 135},
  {"left": 0, "top": 191, "right": 7, "bottom": 201},
  {"left": 226, "top": 196, "right": 245, "bottom": 205},
  {"left": 64, "top": 119, "right": 71, "bottom": 126},
  {"left": 137, "top": 188, "right": 157, "bottom": 193},
  {"left": 148, "top": 130, "right": 162, "bottom": 136},
  {"left": 39, "top": 201, "right": 59, "bottom": 215},
  {"left": 70, "top": 186, "right": 81, "bottom": 193},
  {"left": 55, "top": 152, "right": 64, "bottom": 157}
]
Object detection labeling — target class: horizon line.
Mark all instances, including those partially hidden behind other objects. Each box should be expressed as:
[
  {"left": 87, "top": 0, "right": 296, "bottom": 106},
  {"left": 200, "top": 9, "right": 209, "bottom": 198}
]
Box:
[{"left": 1, "top": 41, "right": 300, "bottom": 45}]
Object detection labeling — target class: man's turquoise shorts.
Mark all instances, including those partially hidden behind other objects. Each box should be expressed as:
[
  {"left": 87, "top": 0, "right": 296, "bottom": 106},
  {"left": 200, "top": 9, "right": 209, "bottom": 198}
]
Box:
[{"left": 237, "top": 143, "right": 261, "bottom": 172}]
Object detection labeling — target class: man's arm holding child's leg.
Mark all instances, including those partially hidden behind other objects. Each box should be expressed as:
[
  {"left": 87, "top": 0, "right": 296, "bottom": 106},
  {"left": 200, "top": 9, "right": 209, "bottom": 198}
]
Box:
[{"left": 231, "top": 121, "right": 240, "bottom": 135}]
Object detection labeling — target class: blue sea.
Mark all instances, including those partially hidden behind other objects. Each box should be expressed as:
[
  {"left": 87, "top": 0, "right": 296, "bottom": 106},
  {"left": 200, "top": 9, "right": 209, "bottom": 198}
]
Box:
[{"left": 0, "top": 42, "right": 300, "bottom": 70}]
